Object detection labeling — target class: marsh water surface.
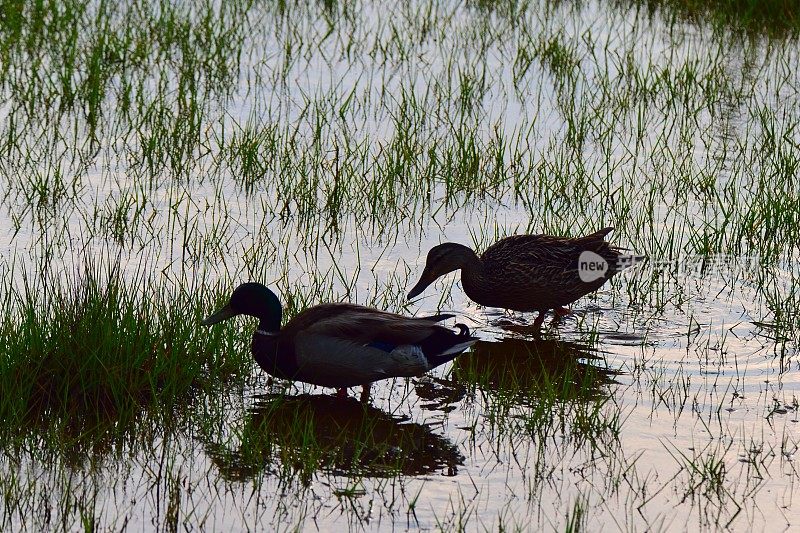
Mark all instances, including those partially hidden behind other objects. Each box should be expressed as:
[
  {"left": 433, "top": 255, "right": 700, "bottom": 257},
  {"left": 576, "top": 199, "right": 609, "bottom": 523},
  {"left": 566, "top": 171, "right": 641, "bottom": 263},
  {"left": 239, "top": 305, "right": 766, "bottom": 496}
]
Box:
[{"left": 1, "top": 0, "right": 800, "bottom": 530}]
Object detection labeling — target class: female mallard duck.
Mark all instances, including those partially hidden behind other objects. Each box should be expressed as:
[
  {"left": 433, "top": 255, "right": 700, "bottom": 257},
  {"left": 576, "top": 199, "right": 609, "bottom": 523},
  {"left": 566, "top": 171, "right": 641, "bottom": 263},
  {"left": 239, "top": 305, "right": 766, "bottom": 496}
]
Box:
[
  {"left": 202, "top": 283, "right": 477, "bottom": 400},
  {"left": 407, "top": 227, "right": 642, "bottom": 329}
]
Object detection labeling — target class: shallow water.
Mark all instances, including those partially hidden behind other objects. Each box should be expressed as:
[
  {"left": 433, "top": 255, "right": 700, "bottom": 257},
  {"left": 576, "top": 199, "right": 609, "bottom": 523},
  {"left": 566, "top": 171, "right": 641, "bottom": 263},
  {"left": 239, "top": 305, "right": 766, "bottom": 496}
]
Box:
[{"left": 1, "top": 0, "right": 800, "bottom": 531}]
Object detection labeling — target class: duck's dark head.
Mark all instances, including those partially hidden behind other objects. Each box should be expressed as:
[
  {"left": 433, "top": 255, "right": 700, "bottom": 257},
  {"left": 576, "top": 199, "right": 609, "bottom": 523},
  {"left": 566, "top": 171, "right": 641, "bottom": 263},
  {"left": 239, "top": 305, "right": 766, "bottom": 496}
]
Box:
[
  {"left": 201, "top": 282, "right": 282, "bottom": 332},
  {"left": 407, "top": 243, "right": 478, "bottom": 299}
]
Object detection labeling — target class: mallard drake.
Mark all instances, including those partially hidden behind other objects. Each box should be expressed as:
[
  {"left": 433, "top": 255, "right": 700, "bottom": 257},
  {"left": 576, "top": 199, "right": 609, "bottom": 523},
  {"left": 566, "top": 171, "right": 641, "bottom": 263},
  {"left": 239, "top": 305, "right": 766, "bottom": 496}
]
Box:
[
  {"left": 407, "top": 227, "right": 642, "bottom": 329},
  {"left": 202, "top": 283, "right": 477, "bottom": 400}
]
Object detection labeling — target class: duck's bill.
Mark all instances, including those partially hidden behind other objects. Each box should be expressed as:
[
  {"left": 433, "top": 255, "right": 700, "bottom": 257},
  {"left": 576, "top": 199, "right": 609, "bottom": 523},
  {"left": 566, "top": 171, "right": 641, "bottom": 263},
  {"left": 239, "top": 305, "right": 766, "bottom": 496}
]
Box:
[
  {"left": 407, "top": 277, "right": 432, "bottom": 299},
  {"left": 201, "top": 303, "right": 238, "bottom": 325}
]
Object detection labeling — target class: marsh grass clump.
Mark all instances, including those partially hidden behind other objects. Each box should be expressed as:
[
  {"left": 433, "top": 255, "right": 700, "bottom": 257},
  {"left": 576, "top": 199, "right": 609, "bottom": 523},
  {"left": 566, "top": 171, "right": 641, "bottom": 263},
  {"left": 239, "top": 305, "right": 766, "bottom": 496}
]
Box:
[
  {"left": 622, "top": 0, "right": 800, "bottom": 36},
  {"left": 0, "top": 266, "right": 248, "bottom": 443}
]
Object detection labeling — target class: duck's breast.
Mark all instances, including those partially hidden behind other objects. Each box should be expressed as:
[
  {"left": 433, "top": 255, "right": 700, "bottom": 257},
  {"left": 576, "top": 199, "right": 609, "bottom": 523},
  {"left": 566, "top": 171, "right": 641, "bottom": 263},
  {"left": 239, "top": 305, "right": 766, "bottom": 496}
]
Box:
[{"left": 252, "top": 334, "right": 300, "bottom": 380}]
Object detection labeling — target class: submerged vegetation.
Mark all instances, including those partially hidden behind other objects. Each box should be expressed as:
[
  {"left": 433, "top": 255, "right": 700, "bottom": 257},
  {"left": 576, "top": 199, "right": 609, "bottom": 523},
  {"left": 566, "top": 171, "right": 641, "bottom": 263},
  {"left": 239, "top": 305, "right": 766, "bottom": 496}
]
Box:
[{"left": 0, "top": 0, "right": 799, "bottom": 529}]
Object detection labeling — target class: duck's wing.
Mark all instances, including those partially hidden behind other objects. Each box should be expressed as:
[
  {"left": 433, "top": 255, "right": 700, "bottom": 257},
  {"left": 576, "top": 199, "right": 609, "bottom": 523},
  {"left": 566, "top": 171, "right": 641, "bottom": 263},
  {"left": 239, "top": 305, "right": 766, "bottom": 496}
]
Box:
[
  {"left": 293, "top": 334, "right": 432, "bottom": 387},
  {"left": 287, "top": 304, "right": 456, "bottom": 346},
  {"left": 482, "top": 228, "right": 620, "bottom": 275}
]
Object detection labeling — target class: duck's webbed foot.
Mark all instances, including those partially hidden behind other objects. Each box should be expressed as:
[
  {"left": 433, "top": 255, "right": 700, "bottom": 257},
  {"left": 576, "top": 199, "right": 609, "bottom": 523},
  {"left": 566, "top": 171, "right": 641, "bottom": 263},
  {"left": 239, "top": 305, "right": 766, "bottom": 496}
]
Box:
[
  {"left": 336, "top": 388, "right": 348, "bottom": 399},
  {"left": 549, "top": 307, "right": 572, "bottom": 329},
  {"left": 360, "top": 384, "right": 371, "bottom": 403}
]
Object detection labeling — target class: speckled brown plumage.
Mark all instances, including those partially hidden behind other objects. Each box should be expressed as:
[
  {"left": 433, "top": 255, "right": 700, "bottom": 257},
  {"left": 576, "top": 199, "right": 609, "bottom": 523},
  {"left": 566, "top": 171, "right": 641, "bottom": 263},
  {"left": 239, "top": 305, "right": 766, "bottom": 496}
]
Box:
[{"left": 408, "top": 227, "right": 640, "bottom": 327}]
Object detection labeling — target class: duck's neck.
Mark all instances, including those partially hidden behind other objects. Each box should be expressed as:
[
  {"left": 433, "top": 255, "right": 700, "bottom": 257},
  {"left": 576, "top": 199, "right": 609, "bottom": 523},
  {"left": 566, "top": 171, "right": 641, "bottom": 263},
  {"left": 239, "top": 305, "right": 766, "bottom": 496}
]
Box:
[
  {"left": 258, "top": 314, "right": 281, "bottom": 333},
  {"left": 250, "top": 302, "right": 291, "bottom": 377},
  {"left": 452, "top": 245, "right": 486, "bottom": 288},
  {"left": 252, "top": 333, "right": 298, "bottom": 380},
  {"left": 253, "top": 298, "right": 282, "bottom": 333}
]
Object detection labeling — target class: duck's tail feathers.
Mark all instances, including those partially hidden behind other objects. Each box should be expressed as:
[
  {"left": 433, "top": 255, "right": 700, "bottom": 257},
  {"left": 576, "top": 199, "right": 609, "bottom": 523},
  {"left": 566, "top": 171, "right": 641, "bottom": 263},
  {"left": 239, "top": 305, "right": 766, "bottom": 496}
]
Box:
[
  {"left": 438, "top": 339, "right": 478, "bottom": 358},
  {"left": 575, "top": 227, "right": 615, "bottom": 247},
  {"left": 421, "top": 323, "right": 478, "bottom": 368},
  {"left": 423, "top": 339, "right": 478, "bottom": 369},
  {"left": 582, "top": 227, "right": 614, "bottom": 241}
]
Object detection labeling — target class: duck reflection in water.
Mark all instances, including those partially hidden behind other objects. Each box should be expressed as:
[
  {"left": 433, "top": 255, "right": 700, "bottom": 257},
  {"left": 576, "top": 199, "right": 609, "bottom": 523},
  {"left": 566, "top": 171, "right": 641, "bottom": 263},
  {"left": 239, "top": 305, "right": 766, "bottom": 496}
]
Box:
[
  {"left": 415, "top": 336, "right": 620, "bottom": 410},
  {"left": 204, "top": 394, "right": 464, "bottom": 482}
]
